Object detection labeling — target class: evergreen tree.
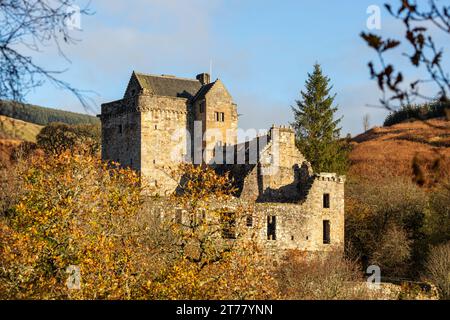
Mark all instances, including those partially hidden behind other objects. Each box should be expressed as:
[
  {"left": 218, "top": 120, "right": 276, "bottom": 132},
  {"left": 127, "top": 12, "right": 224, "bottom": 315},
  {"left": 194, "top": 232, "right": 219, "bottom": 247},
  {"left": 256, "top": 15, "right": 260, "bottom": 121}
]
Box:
[{"left": 291, "top": 63, "right": 348, "bottom": 174}]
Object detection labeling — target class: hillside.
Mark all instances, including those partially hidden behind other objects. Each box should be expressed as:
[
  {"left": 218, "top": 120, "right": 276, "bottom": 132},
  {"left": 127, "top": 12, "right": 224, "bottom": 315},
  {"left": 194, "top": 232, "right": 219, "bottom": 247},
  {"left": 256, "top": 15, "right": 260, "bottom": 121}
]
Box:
[
  {"left": 0, "top": 100, "right": 99, "bottom": 126},
  {"left": 0, "top": 115, "right": 43, "bottom": 142},
  {"left": 349, "top": 118, "right": 450, "bottom": 185}
]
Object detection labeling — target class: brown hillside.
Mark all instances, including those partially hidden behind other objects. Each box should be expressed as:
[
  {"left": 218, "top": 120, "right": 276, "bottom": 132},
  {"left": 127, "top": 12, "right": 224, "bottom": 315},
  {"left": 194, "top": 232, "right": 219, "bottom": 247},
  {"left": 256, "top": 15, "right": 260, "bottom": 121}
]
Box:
[
  {"left": 0, "top": 115, "right": 43, "bottom": 142},
  {"left": 0, "top": 139, "right": 21, "bottom": 167},
  {"left": 0, "top": 115, "right": 43, "bottom": 167},
  {"left": 349, "top": 118, "right": 450, "bottom": 185}
]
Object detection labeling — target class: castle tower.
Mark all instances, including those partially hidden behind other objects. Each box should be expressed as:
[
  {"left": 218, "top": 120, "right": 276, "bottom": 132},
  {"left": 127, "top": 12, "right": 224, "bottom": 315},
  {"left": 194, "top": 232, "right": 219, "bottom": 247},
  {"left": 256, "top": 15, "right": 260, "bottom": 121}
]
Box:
[{"left": 191, "top": 75, "right": 238, "bottom": 164}]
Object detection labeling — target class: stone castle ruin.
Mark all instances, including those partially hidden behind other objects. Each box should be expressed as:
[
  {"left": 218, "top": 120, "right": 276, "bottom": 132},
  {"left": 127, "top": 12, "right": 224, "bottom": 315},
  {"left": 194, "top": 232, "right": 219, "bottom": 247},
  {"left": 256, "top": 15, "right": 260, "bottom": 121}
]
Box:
[{"left": 99, "top": 72, "right": 345, "bottom": 254}]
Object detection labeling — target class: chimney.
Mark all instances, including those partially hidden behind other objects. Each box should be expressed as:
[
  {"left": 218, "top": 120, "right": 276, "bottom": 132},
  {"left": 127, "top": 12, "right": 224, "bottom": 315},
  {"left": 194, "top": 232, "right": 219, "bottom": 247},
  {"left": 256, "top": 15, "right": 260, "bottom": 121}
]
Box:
[{"left": 196, "top": 73, "right": 210, "bottom": 85}]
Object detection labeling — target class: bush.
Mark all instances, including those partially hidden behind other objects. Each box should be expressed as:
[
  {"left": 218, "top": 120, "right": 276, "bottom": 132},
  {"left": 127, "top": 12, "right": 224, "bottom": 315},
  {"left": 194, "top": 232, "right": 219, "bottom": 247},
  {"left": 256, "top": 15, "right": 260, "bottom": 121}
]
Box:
[
  {"left": 36, "top": 122, "right": 100, "bottom": 154},
  {"left": 345, "top": 178, "right": 427, "bottom": 277},
  {"left": 425, "top": 242, "right": 450, "bottom": 299},
  {"left": 425, "top": 182, "right": 450, "bottom": 245},
  {"left": 0, "top": 150, "right": 145, "bottom": 299},
  {"left": 371, "top": 224, "right": 412, "bottom": 276},
  {"left": 0, "top": 156, "right": 279, "bottom": 299},
  {"left": 383, "top": 101, "right": 449, "bottom": 126},
  {"left": 276, "top": 250, "right": 372, "bottom": 299}
]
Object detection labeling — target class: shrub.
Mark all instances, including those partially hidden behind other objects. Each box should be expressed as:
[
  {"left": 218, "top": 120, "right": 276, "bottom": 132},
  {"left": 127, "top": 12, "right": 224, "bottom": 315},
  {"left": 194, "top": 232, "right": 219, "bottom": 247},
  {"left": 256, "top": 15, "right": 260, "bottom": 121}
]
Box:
[
  {"left": 371, "top": 224, "right": 412, "bottom": 276},
  {"left": 0, "top": 157, "right": 280, "bottom": 300},
  {"left": 0, "top": 150, "right": 145, "bottom": 299},
  {"left": 425, "top": 182, "right": 450, "bottom": 245},
  {"left": 36, "top": 122, "right": 100, "bottom": 155},
  {"left": 383, "top": 101, "right": 449, "bottom": 126},
  {"left": 145, "top": 164, "right": 279, "bottom": 300},
  {"left": 276, "top": 250, "right": 372, "bottom": 299},
  {"left": 345, "top": 178, "right": 427, "bottom": 277},
  {"left": 425, "top": 242, "right": 450, "bottom": 299}
]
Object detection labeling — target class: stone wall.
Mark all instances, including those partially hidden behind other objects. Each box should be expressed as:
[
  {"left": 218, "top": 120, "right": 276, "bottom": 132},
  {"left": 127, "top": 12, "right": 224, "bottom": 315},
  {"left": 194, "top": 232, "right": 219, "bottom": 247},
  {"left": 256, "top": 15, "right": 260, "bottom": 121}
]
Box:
[
  {"left": 144, "top": 193, "right": 345, "bottom": 257},
  {"left": 100, "top": 97, "right": 141, "bottom": 171},
  {"left": 232, "top": 126, "right": 313, "bottom": 203},
  {"left": 138, "top": 94, "right": 189, "bottom": 195},
  {"left": 200, "top": 80, "right": 238, "bottom": 163}
]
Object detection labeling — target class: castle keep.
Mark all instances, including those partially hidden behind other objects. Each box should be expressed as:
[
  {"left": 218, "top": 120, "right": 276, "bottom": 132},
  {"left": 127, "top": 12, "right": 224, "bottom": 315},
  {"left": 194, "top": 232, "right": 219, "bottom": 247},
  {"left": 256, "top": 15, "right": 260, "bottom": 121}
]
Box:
[{"left": 99, "top": 72, "right": 345, "bottom": 254}]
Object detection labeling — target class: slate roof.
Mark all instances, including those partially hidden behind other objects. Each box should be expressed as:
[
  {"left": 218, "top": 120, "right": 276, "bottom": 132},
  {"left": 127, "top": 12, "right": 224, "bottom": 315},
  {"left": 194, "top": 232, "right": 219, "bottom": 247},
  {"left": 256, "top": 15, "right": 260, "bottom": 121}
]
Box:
[
  {"left": 192, "top": 81, "right": 215, "bottom": 101},
  {"left": 134, "top": 72, "right": 203, "bottom": 100}
]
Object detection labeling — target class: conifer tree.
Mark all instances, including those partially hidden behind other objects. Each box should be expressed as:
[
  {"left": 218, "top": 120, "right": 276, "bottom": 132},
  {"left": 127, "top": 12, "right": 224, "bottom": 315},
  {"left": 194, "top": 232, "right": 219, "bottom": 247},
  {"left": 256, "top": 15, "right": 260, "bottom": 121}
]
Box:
[{"left": 291, "top": 63, "right": 348, "bottom": 174}]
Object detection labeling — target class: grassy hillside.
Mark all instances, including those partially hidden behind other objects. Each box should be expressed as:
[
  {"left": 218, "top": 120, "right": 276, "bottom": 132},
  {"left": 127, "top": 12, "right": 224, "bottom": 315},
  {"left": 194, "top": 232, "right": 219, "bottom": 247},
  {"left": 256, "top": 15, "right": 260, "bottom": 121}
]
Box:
[
  {"left": 0, "top": 100, "right": 99, "bottom": 126},
  {"left": 0, "top": 115, "right": 43, "bottom": 142},
  {"left": 349, "top": 118, "right": 450, "bottom": 185},
  {"left": 0, "top": 138, "right": 22, "bottom": 167}
]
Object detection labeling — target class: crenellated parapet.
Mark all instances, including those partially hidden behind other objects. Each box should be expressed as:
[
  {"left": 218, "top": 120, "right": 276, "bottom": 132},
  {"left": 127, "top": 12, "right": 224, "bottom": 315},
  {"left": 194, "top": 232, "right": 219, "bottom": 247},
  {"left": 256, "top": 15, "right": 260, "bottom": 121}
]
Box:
[{"left": 315, "top": 172, "right": 346, "bottom": 184}]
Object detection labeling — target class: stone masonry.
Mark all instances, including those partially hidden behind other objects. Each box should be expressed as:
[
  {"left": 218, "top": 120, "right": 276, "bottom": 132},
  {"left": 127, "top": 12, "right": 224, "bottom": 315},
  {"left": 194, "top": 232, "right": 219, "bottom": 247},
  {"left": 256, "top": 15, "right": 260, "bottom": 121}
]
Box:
[{"left": 99, "top": 71, "right": 345, "bottom": 255}]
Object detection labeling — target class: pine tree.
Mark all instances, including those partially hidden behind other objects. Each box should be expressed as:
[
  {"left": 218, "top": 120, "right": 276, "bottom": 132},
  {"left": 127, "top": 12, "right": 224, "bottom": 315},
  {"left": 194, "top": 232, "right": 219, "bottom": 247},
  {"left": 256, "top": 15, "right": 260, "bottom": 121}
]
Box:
[{"left": 291, "top": 63, "right": 348, "bottom": 174}]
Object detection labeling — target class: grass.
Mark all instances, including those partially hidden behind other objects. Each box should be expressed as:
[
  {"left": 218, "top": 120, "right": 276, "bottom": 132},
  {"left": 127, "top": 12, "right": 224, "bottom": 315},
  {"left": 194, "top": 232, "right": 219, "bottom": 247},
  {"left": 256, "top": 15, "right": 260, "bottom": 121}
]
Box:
[
  {"left": 0, "top": 115, "right": 43, "bottom": 142},
  {"left": 349, "top": 118, "right": 450, "bottom": 185}
]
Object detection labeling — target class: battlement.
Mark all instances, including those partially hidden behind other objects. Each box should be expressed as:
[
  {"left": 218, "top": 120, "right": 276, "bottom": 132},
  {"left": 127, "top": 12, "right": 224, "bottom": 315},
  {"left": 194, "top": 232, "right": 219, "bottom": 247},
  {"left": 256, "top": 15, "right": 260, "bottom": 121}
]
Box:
[
  {"left": 316, "top": 173, "right": 346, "bottom": 183},
  {"left": 269, "top": 124, "right": 295, "bottom": 134}
]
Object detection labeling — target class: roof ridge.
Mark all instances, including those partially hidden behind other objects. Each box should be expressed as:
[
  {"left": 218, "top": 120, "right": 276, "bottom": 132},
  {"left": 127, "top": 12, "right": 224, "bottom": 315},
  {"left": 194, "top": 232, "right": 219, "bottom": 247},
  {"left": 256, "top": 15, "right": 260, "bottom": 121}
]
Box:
[
  {"left": 192, "top": 80, "right": 217, "bottom": 101},
  {"left": 134, "top": 71, "right": 200, "bottom": 82}
]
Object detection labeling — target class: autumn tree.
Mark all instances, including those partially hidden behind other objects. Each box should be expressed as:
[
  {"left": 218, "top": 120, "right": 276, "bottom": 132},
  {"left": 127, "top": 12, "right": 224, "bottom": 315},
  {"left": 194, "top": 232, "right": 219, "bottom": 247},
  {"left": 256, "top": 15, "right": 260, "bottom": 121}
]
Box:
[
  {"left": 0, "top": 0, "right": 92, "bottom": 108},
  {"left": 0, "top": 157, "right": 280, "bottom": 299},
  {"left": 36, "top": 122, "right": 100, "bottom": 155},
  {"left": 361, "top": 0, "right": 450, "bottom": 111},
  {"left": 0, "top": 149, "right": 148, "bottom": 299},
  {"left": 291, "top": 63, "right": 349, "bottom": 174},
  {"left": 146, "top": 164, "right": 280, "bottom": 299}
]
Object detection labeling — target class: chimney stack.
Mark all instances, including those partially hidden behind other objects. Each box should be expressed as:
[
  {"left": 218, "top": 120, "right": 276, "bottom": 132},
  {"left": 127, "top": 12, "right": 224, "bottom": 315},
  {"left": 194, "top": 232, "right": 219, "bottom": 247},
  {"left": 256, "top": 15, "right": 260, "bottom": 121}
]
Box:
[{"left": 196, "top": 73, "right": 211, "bottom": 85}]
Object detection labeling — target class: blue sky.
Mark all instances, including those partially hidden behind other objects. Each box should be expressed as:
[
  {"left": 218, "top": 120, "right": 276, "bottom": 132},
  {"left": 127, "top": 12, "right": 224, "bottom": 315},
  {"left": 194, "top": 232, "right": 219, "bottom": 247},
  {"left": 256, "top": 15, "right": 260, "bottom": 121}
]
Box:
[{"left": 25, "top": 0, "right": 449, "bottom": 136}]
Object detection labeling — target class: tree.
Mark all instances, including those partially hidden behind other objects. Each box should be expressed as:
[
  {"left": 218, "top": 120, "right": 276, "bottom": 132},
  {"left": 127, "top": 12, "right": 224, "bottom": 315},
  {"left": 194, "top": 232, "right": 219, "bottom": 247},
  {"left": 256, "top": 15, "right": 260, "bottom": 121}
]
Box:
[
  {"left": 361, "top": 0, "right": 449, "bottom": 113},
  {"left": 426, "top": 242, "right": 450, "bottom": 300},
  {"left": 363, "top": 114, "right": 371, "bottom": 132},
  {"left": 291, "top": 63, "right": 348, "bottom": 174},
  {"left": 146, "top": 164, "right": 280, "bottom": 299},
  {"left": 0, "top": 0, "right": 92, "bottom": 109},
  {"left": 0, "top": 149, "right": 146, "bottom": 299},
  {"left": 36, "top": 122, "right": 100, "bottom": 155}
]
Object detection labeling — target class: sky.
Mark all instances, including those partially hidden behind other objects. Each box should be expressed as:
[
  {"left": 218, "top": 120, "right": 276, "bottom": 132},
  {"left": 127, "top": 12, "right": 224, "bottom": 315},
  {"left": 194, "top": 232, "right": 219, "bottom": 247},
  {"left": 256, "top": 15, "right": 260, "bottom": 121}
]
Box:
[{"left": 25, "top": 0, "right": 450, "bottom": 136}]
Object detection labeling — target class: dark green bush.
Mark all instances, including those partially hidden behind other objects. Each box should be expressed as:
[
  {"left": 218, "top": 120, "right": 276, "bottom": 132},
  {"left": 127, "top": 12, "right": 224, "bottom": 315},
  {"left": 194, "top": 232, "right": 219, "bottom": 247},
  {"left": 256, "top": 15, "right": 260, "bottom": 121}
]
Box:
[{"left": 383, "top": 101, "right": 449, "bottom": 126}]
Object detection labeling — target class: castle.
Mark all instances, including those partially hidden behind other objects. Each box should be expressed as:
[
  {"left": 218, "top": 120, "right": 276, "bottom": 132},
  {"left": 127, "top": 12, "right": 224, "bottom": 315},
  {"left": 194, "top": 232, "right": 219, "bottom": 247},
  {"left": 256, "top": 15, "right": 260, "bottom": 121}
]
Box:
[{"left": 99, "top": 72, "right": 345, "bottom": 254}]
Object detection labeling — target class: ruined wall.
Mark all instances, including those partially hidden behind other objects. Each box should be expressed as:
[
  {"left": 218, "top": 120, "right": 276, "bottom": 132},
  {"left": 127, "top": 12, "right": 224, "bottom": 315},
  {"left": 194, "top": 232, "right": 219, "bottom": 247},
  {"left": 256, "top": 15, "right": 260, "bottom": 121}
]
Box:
[
  {"left": 144, "top": 194, "right": 345, "bottom": 257},
  {"left": 299, "top": 173, "right": 346, "bottom": 251},
  {"left": 238, "top": 126, "right": 311, "bottom": 202}
]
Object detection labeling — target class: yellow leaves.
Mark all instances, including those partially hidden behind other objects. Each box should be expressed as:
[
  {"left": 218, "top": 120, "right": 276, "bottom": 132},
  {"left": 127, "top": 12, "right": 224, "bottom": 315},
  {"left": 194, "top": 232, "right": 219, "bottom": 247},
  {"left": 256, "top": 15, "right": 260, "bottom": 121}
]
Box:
[
  {"left": 0, "top": 150, "right": 145, "bottom": 299},
  {"left": 1, "top": 151, "right": 281, "bottom": 300}
]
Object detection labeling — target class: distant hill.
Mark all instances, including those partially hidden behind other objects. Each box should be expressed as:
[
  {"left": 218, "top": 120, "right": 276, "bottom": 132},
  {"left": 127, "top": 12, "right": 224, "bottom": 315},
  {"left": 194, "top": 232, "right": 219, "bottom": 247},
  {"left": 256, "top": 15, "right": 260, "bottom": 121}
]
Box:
[
  {"left": 0, "top": 115, "right": 43, "bottom": 142},
  {"left": 383, "top": 101, "right": 449, "bottom": 126},
  {"left": 0, "top": 100, "right": 99, "bottom": 126},
  {"left": 349, "top": 118, "right": 450, "bottom": 186}
]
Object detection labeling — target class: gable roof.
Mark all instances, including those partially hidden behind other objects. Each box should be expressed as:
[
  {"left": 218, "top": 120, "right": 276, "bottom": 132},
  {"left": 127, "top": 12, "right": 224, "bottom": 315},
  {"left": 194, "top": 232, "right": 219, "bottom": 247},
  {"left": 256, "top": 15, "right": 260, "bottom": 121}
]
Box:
[
  {"left": 192, "top": 81, "right": 216, "bottom": 101},
  {"left": 134, "top": 72, "right": 202, "bottom": 99}
]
